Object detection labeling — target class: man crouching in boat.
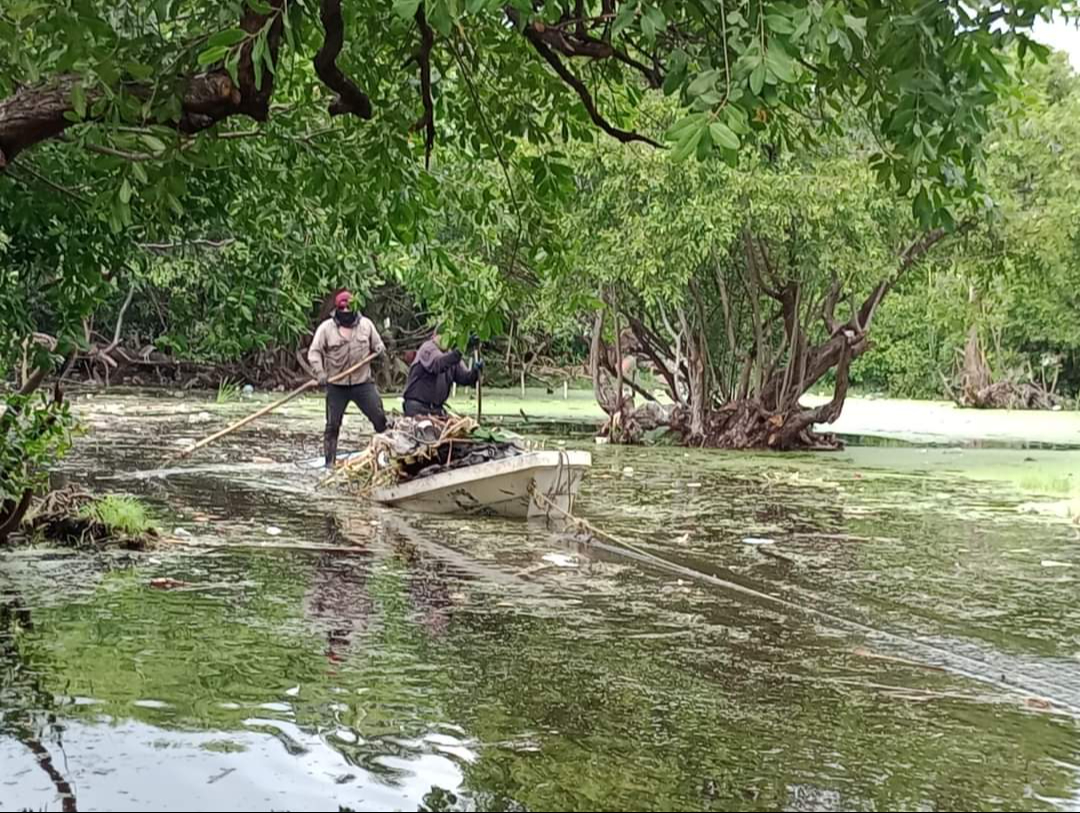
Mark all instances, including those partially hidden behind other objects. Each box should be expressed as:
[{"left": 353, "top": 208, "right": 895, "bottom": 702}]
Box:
[
  {"left": 308, "top": 290, "right": 388, "bottom": 467},
  {"left": 402, "top": 332, "right": 482, "bottom": 417}
]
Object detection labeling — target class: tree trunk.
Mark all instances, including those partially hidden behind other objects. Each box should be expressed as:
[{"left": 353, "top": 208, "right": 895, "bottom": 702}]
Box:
[
  {"left": 0, "top": 490, "right": 34, "bottom": 546},
  {"left": 0, "top": 1, "right": 286, "bottom": 168},
  {"left": 597, "top": 227, "right": 958, "bottom": 450}
]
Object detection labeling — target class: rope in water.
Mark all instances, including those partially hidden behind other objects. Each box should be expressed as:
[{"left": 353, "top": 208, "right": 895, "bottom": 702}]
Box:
[{"left": 529, "top": 486, "right": 1080, "bottom": 717}]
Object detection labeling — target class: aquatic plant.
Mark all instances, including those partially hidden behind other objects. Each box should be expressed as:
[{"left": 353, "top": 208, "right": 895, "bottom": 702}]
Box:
[
  {"left": 216, "top": 378, "right": 242, "bottom": 404},
  {"left": 78, "top": 494, "right": 157, "bottom": 538}
]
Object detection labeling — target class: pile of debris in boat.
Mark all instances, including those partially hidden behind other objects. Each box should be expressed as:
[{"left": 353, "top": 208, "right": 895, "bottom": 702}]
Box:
[{"left": 322, "top": 415, "right": 528, "bottom": 494}]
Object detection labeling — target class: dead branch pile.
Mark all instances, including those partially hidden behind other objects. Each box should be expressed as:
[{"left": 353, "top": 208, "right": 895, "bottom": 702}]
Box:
[
  {"left": 950, "top": 327, "right": 1063, "bottom": 410},
  {"left": 321, "top": 416, "right": 527, "bottom": 495}
]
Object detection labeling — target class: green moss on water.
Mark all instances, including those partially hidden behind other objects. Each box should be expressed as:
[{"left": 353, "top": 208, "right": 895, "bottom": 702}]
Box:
[{"left": 201, "top": 739, "right": 248, "bottom": 754}]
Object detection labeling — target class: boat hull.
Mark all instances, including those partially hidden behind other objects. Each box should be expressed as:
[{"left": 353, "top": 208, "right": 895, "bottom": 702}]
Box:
[{"left": 370, "top": 450, "right": 590, "bottom": 519}]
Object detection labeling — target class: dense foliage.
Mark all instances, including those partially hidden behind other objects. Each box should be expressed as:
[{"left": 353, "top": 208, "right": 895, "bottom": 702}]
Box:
[
  {"left": 855, "top": 54, "right": 1080, "bottom": 398},
  {"left": 2, "top": 1, "right": 1079, "bottom": 515}
]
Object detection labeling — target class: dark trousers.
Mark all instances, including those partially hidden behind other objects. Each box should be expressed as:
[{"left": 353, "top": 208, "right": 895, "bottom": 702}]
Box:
[
  {"left": 324, "top": 382, "right": 387, "bottom": 465},
  {"left": 403, "top": 398, "right": 446, "bottom": 417}
]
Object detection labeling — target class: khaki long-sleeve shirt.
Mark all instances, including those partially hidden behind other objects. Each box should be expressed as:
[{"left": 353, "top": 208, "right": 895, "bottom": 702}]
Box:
[{"left": 307, "top": 317, "right": 385, "bottom": 385}]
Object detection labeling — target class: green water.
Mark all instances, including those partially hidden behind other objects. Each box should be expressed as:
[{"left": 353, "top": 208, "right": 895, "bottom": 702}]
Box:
[{"left": 2, "top": 392, "right": 1079, "bottom": 811}]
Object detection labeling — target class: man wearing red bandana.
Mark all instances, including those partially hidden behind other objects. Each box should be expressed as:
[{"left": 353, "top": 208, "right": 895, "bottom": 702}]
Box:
[{"left": 307, "top": 289, "right": 387, "bottom": 467}]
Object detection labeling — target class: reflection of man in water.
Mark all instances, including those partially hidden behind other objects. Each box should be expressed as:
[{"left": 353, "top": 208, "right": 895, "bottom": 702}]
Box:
[
  {"left": 395, "top": 541, "right": 455, "bottom": 639},
  {"left": 302, "top": 518, "right": 373, "bottom": 668}
]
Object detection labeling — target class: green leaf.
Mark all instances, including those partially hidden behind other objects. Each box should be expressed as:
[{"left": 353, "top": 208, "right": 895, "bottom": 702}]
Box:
[
  {"left": 208, "top": 28, "right": 248, "bottom": 48},
  {"left": 924, "top": 92, "right": 949, "bottom": 114},
  {"left": 641, "top": 12, "right": 657, "bottom": 41},
  {"left": 612, "top": 0, "right": 639, "bottom": 38},
  {"left": 1027, "top": 40, "right": 1051, "bottom": 61},
  {"left": 140, "top": 134, "right": 167, "bottom": 153},
  {"left": 765, "top": 14, "right": 794, "bottom": 35},
  {"left": 697, "top": 89, "right": 724, "bottom": 106},
  {"left": 750, "top": 62, "right": 766, "bottom": 95},
  {"left": 393, "top": 0, "right": 421, "bottom": 19},
  {"left": 641, "top": 6, "right": 665, "bottom": 41},
  {"left": 131, "top": 163, "right": 148, "bottom": 184},
  {"left": 253, "top": 35, "right": 266, "bottom": 91},
  {"left": 225, "top": 49, "right": 241, "bottom": 85},
  {"left": 793, "top": 11, "right": 811, "bottom": 39},
  {"left": 70, "top": 82, "right": 86, "bottom": 119},
  {"left": 119, "top": 179, "right": 133, "bottom": 205},
  {"left": 196, "top": 45, "right": 229, "bottom": 66},
  {"left": 709, "top": 121, "right": 740, "bottom": 150},
  {"left": 662, "top": 52, "right": 688, "bottom": 96},
  {"left": 109, "top": 195, "right": 128, "bottom": 233},
  {"left": 247, "top": 0, "right": 273, "bottom": 13},
  {"left": 466, "top": 0, "right": 488, "bottom": 11},
  {"left": 672, "top": 125, "right": 704, "bottom": 162},
  {"left": 724, "top": 104, "right": 750, "bottom": 134},
  {"left": 913, "top": 186, "right": 932, "bottom": 225},
  {"left": 687, "top": 69, "right": 719, "bottom": 97},
  {"left": 843, "top": 14, "right": 867, "bottom": 40},
  {"left": 166, "top": 193, "right": 184, "bottom": 218},
  {"left": 664, "top": 112, "right": 707, "bottom": 142},
  {"left": 765, "top": 45, "right": 796, "bottom": 83},
  {"left": 429, "top": 0, "right": 453, "bottom": 36}
]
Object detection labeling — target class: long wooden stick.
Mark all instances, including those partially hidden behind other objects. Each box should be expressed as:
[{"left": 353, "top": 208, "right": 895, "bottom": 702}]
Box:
[
  {"left": 177, "top": 352, "right": 379, "bottom": 458},
  {"left": 474, "top": 347, "right": 483, "bottom": 423}
]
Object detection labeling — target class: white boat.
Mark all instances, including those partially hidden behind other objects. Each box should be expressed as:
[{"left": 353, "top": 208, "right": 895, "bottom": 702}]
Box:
[{"left": 370, "top": 450, "right": 591, "bottom": 519}]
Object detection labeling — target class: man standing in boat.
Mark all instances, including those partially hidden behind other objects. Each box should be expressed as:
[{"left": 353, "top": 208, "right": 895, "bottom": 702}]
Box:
[
  {"left": 308, "top": 290, "right": 388, "bottom": 467},
  {"left": 402, "top": 331, "right": 483, "bottom": 417}
]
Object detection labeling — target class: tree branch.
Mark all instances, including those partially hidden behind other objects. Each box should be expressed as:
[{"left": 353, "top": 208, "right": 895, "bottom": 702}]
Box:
[
  {"left": 0, "top": 2, "right": 285, "bottom": 166},
  {"left": 314, "top": 0, "right": 373, "bottom": 119},
  {"left": 589, "top": 310, "right": 617, "bottom": 414},
  {"left": 80, "top": 141, "right": 157, "bottom": 162},
  {"left": 822, "top": 274, "right": 842, "bottom": 334},
  {"left": 410, "top": 4, "right": 437, "bottom": 167},
  {"left": 139, "top": 238, "right": 236, "bottom": 253},
  {"left": 103, "top": 285, "right": 137, "bottom": 355},
  {"left": 854, "top": 222, "right": 972, "bottom": 332},
  {"left": 513, "top": 11, "right": 662, "bottom": 148},
  {"left": 6, "top": 163, "right": 91, "bottom": 205},
  {"left": 778, "top": 332, "right": 853, "bottom": 444},
  {"left": 0, "top": 75, "right": 90, "bottom": 166},
  {"left": 627, "top": 314, "right": 683, "bottom": 403}
]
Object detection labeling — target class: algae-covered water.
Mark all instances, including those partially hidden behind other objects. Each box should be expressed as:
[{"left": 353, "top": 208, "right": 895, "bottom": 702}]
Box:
[{"left": 2, "top": 390, "right": 1079, "bottom": 812}]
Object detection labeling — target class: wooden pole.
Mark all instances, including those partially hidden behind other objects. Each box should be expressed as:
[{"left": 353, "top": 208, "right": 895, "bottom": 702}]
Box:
[
  {"left": 611, "top": 297, "right": 624, "bottom": 441},
  {"left": 177, "top": 352, "right": 379, "bottom": 458},
  {"left": 475, "top": 348, "right": 483, "bottom": 423}
]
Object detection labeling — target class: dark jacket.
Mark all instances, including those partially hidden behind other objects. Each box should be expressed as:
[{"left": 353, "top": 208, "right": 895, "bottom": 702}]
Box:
[{"left": 402, "top": 340, "right": 479, "bottom": 410}]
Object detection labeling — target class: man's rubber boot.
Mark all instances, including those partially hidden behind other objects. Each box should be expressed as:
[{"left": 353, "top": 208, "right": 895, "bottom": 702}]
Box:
[{"left": 324, "top": 434, "right": 338, "bottom": 468}]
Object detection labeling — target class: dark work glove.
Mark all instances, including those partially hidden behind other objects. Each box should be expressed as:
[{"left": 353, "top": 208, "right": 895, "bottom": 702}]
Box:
[
  {"left": 473, "top": 358, "right": 485, "bottom": 372},
  {"left": 467, "top": 334, "right": 480, "bottom": 351},
  {"left": 317, "top": 373, "right": 328, "bottom": 388}
]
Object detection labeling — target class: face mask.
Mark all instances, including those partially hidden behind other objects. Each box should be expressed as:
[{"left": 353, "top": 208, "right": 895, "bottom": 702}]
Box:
[{"left": 334, "top": 310, "right": 358, "bottom": 328}]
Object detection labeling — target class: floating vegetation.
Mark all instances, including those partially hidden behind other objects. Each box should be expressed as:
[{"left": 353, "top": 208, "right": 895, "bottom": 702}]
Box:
[{"left": 21, "top": 489, "right": 159, "bottom": 549}]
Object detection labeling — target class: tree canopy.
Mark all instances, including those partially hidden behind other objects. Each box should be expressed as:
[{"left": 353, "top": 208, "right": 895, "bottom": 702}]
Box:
[{"left": 2, "top": 1, "right": 1076, "bottom": 223}]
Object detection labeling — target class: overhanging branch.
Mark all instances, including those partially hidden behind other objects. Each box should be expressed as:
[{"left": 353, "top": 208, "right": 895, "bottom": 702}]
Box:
[
  {"left": 410, "top": 4, "right": 437, "bottom": 166},
  {"left": 314, "top": 0, "right": 374, "bottom": 119},
  {"left": 0, "top": 2, "right": 285, "bottom": 167},
  {"left": 511, "top": 10, "right": 662, "bottom": 148}
]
